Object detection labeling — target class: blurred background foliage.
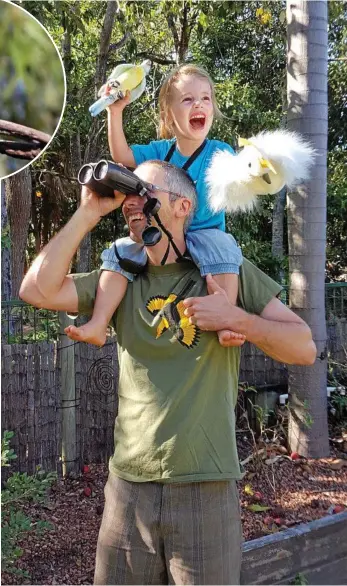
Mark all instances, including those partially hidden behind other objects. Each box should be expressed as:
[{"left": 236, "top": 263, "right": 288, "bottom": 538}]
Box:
[
  {"left": 0, "top": 0, "right": 65, "bottom": 176},
  {"left": 3, "top": 0, "right": 347, "bottom": 283}
]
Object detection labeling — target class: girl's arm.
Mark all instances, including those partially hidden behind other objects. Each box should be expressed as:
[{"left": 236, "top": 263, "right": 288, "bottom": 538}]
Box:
[{"left": 107, "top": 91, "right": 136, "bottom": 167}]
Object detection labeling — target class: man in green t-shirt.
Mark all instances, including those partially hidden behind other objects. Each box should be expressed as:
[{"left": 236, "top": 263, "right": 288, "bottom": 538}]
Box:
[{"left": 20, "top": 160, "right": 316, "bottom": 586}]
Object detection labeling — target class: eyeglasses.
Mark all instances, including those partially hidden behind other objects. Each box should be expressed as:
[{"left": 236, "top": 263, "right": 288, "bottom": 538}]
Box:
[{"left": 143, "top": 182, "right": 184, "bottom": 200}]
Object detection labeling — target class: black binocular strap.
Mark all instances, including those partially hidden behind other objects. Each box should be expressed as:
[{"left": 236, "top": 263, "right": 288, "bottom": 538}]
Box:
[
  {"left": 162, "top": 140, "right": 208, "bottom": 267},
  {"left": 164, "top": 139, "right": 207, "bottom": 171}
]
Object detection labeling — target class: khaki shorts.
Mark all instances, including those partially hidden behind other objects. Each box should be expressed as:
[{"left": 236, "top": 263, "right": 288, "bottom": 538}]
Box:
[{"left": 94, "top": 472, "right": 243, "bottom": 585}]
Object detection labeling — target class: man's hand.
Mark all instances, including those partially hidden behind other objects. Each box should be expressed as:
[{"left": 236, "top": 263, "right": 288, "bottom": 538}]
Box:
[
  {"left": 183, "top": 274, "right": 316, "bottom": 365},
  {"left": 19, "top": 184, "right": 124, "bottom": 310},
  {"left": 79, "top": 185, "right": 125, "bottom": 226},
  {"left": 183, "top": 274, "right": 249, "bottom": 334}
]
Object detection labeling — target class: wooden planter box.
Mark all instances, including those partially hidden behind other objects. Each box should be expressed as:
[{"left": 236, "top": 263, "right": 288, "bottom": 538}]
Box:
[{"left": 241, "top": 511, "right": 347, "bottom": 585}]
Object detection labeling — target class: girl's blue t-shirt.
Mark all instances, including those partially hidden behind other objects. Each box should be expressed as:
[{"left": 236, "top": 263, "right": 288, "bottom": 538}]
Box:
[{"left": 131, "top": 138, "right": 235, "bottom": 232}]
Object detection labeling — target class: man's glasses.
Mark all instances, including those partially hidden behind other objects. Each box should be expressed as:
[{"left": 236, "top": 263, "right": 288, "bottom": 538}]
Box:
[{"left": 143, "top": 182, "right": 184, "bottom": 200}]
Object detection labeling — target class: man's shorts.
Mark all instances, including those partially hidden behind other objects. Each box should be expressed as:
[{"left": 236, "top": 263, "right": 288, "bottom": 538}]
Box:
[{"left": 94, "top": 472, "right": 243, "bottom": 585}]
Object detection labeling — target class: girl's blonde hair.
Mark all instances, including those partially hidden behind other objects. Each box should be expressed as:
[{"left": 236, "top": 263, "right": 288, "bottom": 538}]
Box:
[{"left": 158, "top": 64, "right": 222, "bottom": 139}]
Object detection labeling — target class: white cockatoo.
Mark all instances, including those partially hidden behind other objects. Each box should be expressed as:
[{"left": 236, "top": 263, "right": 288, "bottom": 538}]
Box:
[
  {"left": 89, "top": 60, "right": 151, "bottom": 117},
  {"left": 206, "top": 130, "right": 316, "bottom": 213}
]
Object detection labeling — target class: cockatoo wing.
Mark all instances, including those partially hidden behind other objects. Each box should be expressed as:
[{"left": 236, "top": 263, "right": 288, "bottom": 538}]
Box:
[
  {"left": 128, "top": 76, "right": 146, "bottom": 103},
  {"left": 108, "top": 63, "right": 134, "bottom": 81}
]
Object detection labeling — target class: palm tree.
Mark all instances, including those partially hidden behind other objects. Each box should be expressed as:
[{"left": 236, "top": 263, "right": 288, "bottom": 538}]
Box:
[{"left": 286, "top": 0, "right": 329, "bottom": 457}]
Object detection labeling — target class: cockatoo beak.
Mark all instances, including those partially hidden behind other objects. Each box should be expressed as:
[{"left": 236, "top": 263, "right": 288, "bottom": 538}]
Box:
[
  {"left": 260, "top": 158, "right": 277, "bottom": 174},
  {"left": 262, "top": 173, "right": 271, "bottom": 184}
]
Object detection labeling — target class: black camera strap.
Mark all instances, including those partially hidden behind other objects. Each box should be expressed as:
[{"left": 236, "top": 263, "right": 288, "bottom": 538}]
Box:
[
  {"left": 162, "top": 140, "right": 207, "bottom": 265},
  {"left": 164, "top": 139, "right": 207, "bottom": 171},
  {"left": 111, "top": 142, "right": 207, "bottom": 274}
]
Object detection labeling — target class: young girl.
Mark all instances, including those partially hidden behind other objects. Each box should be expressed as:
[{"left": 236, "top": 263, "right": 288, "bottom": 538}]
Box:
[{"left": 66, "top": 64, "right": 245, "bottom": 347}]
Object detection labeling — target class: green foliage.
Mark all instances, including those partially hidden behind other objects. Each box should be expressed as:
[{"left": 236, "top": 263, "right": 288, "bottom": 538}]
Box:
[
  {"left": 330, "top": 392, "right": 347, "bottom": 421},
  {"left": 291, "top": 573, "right": 309, "bottom": 586},
  {"left": 226, "top": 198, "right": 288, "bottom": 281},
  {"left": 0, "top": 1, "right": 65, "bottom": 175},
  {"left": 1, "top": 302, "right": 59, "bottom": 344},
  {"left": 1, "top": 431, "right": 57, "bottom": 577},
  {"left": 13, "top": 1, "right": 347, "bottom": 278},
  {"left": 1, "top": 431, "right": 17, "bottom": 467},
  {"left": 0, "top": 3, "right": 64, "bottom": 125},
  {"left": 1, "top": 225, "right": 11, "bottom": 251},
  {"left": 326, "top": 151, "right": 347, "bottom": 279}
]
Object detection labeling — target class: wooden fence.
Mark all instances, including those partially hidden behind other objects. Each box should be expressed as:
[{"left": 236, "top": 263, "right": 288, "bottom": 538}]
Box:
[
  {"left": 1, "top": 318, "right": 346, "bottom": 475},
  {"left": 1, "top": 338, "right": 119, "bottom": 475}
]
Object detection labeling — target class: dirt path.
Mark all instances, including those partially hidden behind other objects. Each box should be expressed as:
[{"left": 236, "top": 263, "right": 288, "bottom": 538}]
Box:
[{"left": 2, "top": 438, "right": 346, "bottom": 585}]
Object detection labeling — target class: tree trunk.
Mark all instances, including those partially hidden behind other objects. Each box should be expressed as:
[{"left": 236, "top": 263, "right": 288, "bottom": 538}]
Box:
[
  {"left": 78, "top": 1, "right": 118, "bottom": 273},
  {"left": 271, "top": 88, "right": 288, "bottom": 280},
  {"left": 84, "top": 0, "right": 118, "bottom": 164},
  {"left": 272, "top": 188, "right": 286, "bottom": 259},
  {"left": 166, "top": 2, "right": 192, "bottom": 64},
  {"left": 1, "top": 181, "right": 12, "bottom": 301},
  {"left": 272, "top": 186, "right": 286, "bottom": 282},
  {"left": 286, "top": 0, "right": 329, "bottom": 457},
  {"left": 5, "top": 168, "right": 32, "bottom": 298}
]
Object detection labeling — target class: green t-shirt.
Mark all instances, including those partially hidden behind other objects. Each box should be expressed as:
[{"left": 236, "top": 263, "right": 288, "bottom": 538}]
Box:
[{"left": 73, "top": 259, "right": 282, "bottom": 483}]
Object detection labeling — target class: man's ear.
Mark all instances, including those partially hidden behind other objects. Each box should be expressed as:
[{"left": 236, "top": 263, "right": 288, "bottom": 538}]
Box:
[{"left": 175, "top": 198, "right": 191, "bottom": 219}]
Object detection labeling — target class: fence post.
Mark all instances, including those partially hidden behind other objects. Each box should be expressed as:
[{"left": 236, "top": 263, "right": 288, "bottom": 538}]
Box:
[{"left": 59, "top": 312, "right": 79, "bottom": 476}]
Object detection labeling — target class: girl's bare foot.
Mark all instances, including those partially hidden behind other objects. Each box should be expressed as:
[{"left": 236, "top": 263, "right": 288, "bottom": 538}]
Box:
[
  {"left": 217, "top": 329, "right": 246, "bottom": 348},
  {"left": 64, "top": 322, "right": 107, "bottom": 347}
]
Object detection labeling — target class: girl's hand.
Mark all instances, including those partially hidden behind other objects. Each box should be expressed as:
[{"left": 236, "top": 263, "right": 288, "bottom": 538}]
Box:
[{"left": 106, "top": 86, "right": 131, "bottom": 113}]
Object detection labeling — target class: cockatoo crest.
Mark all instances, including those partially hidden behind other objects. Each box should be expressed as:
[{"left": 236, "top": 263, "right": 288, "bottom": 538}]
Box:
[{"left": 207, "top": 130, "right": 316, "bottom": 213}]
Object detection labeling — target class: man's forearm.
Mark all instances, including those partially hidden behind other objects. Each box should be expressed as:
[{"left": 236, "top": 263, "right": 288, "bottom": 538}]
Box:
[
  {"left": 183, "top": 279, "right": 317, "bottom": 366},
  {"left": 20, "top": 208, "right": 97, "bottom": 304},
  {"left": 244, "top": 313, "right": 316, "bottom": 365}
]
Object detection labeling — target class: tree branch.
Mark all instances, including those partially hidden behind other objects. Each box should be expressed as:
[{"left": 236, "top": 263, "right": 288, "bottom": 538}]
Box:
[
  {"left": 136, "top": 97, "right": 157, "bottom": 115},
  {"left": 166, "top": 12, "right": 180, "bottom": 59},
  {"left": 0, "top": 120, "right": 51, "bottom": 145},
  {"left": 0, "top": 141, "right": 43, "bottom": 160},
  {"left": 31, "top": 169, "right": 78, "bottom": 182},
  {"left": 0, "top": 120, "right": 51, "bottom": 160},
  {"left": 136, "top": 52, "right": 176, "bottom": 66},
  {"left": 109, "top": 31, "right": 131, "bottom": 53}
]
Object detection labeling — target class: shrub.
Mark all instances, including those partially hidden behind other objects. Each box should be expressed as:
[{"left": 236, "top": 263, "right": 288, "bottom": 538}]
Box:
[{"left": 1, "top": 431, "right": 57, "bottom": 578}]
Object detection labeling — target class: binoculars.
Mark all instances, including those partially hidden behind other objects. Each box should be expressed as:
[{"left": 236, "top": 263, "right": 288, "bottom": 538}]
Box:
[{"left": 78, "top": 160, "right": 162, "bottom": 247}]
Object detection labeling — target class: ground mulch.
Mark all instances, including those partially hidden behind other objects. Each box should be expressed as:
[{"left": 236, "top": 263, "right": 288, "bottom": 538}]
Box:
[{"left": 2, "top": 426, "right": 346, "bottom": 585}]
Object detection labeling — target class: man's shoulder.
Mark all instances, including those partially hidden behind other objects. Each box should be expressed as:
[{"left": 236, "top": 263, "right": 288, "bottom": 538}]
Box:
[
  {"left": 239, "top": 259, "right": 282, "bottom": 315},
  {"left": 71, "top": 269, "right": 100, "bottom": 285}
]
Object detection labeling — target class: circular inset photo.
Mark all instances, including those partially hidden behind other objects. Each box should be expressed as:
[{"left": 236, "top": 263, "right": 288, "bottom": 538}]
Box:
[{"left": 0, "top": 0, "right": 66, "bottom": 179}]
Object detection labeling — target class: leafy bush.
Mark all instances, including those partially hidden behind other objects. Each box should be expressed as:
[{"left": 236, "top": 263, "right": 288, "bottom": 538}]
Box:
[{"left": 1, "top": 431, "right": 57, "bottom": 578}]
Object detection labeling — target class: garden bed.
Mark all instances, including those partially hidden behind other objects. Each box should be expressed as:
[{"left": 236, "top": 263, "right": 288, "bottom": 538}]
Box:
[{"left": 2, "top": 424, "right": 346, "bottom": 585}]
